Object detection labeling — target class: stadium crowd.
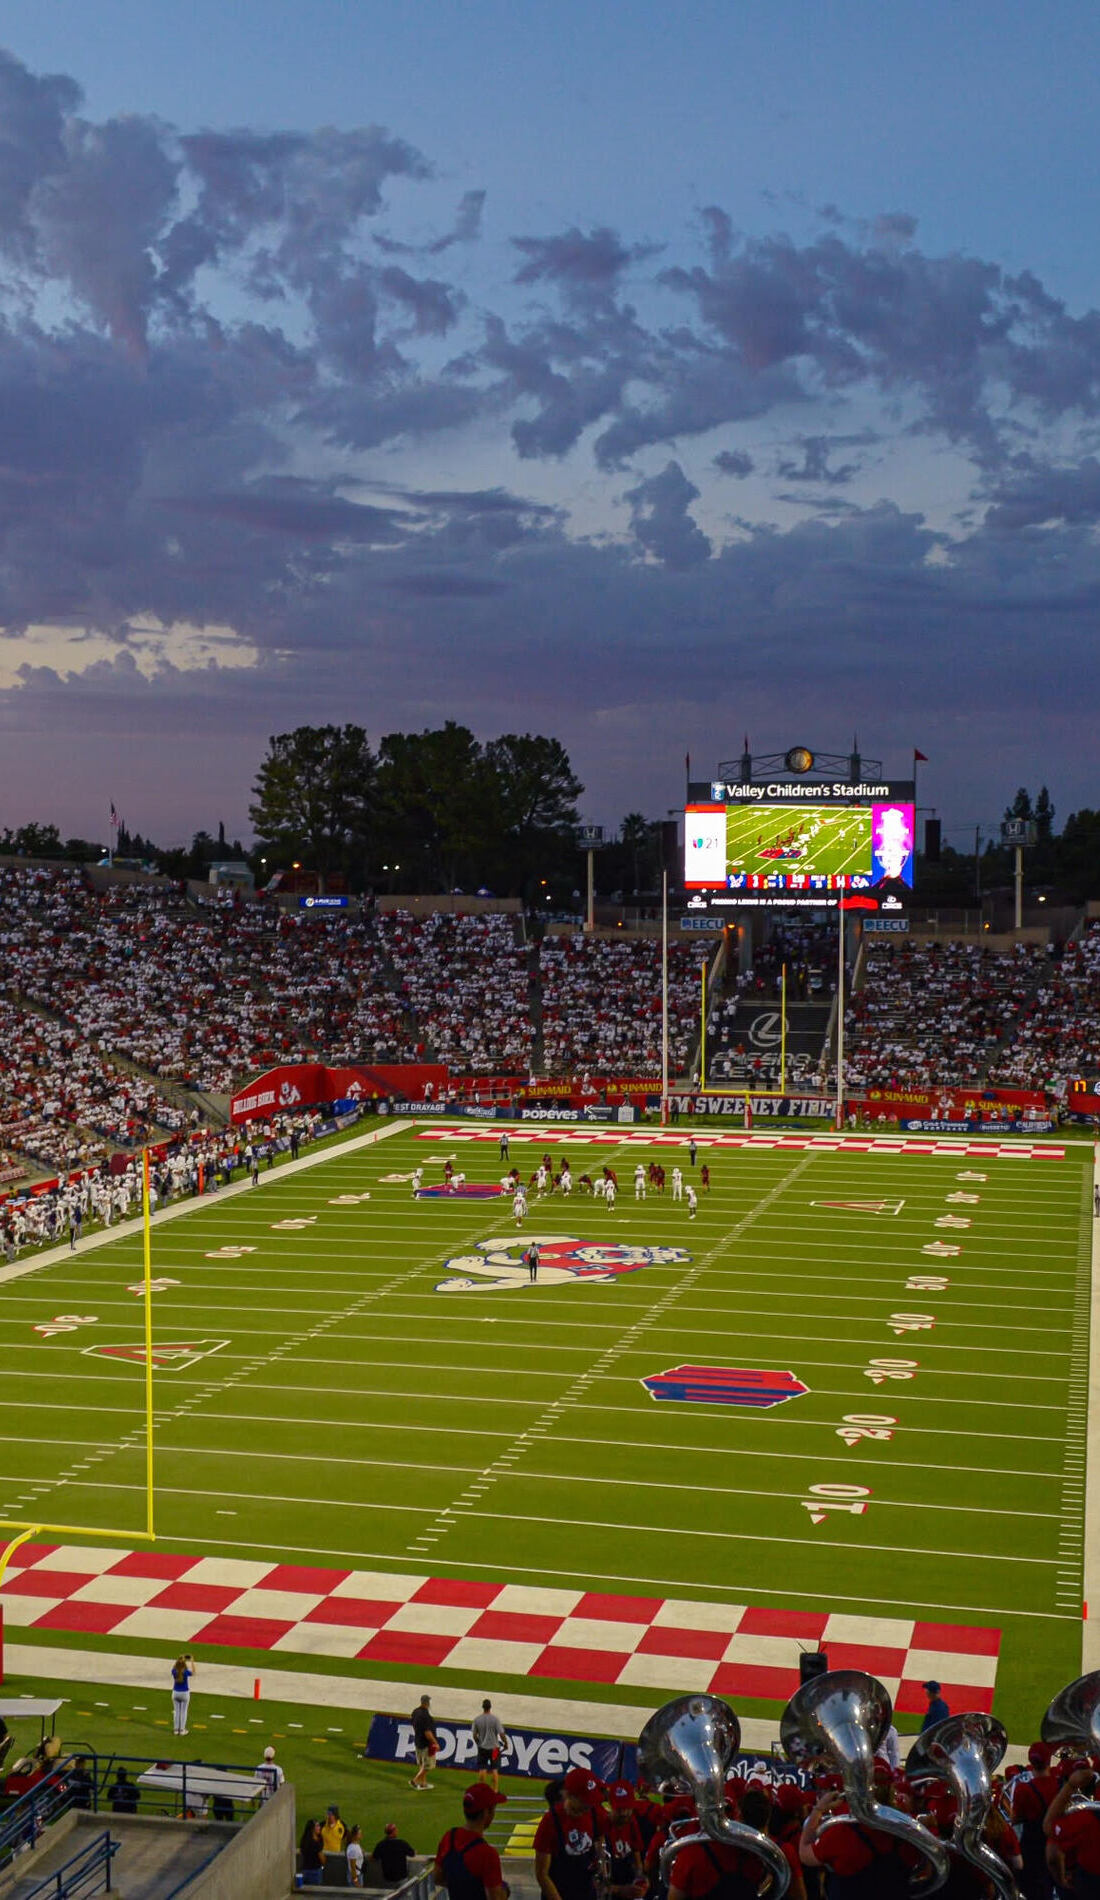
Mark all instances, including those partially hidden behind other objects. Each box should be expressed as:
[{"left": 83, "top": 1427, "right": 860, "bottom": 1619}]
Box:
[
  {"left": 540, "top": 935, "right": 699, "bottom": 1073},
  {"left": 0, "top": 858, "right": 1097, "bottom": 1193},
  {"left": 841, "top": 939, "right": 1051, "bottom": 1093},
  {"left": 377, "top": 911, "right": 534, "bottom": 1073}
]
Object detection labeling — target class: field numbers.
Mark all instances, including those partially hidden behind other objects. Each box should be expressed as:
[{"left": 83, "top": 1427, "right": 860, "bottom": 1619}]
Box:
[
  {"left": 957, "top": 1171, "right": 987, "bottom": 1182},
  {"left": 922, "top": 1240, "right": 961, "bottom": 1257},
  {"left": 935, "top": 1214, "right": 971, "bottom": 1229},
  {"left": 946, "top": 1191, "right": 980, "bottom": 1204},
  {"left": 34, "top": 1313, "right": 97, "bottom": 1337},
  {"left": 271, "top": 1217, "right": 318, "bottom": 1230},
  {"left": 906, "top": 1274, "right": 949, "bottom": 1291},
  {"left": 864, "top": 1356, "right": 918, "bottom": 1384},
  {"left": 206, "top": 1246, "right": 256, "bottom": 1258},
  {"left": 329, "top": 1194, "right": 372, "bottom": 1205},
  {"left": 802, "top": 1482, "right": 871, "bottom": 1525},
  {"left": 836, "top": 1413, "right": 897, "bottom": 1447},
  {"left": 888, "top": 1312, "right": 935, "bottom": 1334},
  {"left": 126, "top": 1278, "right": 180, "bottom": 1294}
]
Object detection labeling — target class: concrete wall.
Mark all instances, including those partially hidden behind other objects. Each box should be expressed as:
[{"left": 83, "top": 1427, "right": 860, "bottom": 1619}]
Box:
[{"left": 174, "top": 1782, "right": 295, "bottom": 1900}]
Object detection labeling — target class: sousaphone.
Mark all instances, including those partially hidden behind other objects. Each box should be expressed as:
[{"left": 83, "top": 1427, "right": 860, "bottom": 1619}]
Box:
[
  {"left": 907, "top": 1714, "right": 1020, "bottom": 1900},
  {"left": 780, "top": 1669, "right": 948, "bottom": 1893},
  {"left": 638, "top": 1694, "right": 790, "bottom": 1897}
]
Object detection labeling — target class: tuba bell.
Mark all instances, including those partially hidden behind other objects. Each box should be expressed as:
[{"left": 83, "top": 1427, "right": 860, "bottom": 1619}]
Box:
[
  {"left": 638, "top": 1694, "right": 790, "bottom": 1896},
  {"left": 780, "top": 1669, "right": 949, "bottom": 1894},
  {"left": 1042, "top": 1671, "right": 1100, "bottom": 1758},
  {"left": 1041, "top": 1671, "right": 1100, "bottom": 1813},
  {"left": 907, "top": 1713, "right": 1021, "bottom": 1900}
]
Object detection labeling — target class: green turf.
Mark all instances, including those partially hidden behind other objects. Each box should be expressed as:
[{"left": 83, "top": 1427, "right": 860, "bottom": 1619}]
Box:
[
  {"left": 0, "top": 1123, "right": 1092, "bottom": 1738},
  {"left": 0, "top": 1669, "right": 508, "bottom": 1853}
]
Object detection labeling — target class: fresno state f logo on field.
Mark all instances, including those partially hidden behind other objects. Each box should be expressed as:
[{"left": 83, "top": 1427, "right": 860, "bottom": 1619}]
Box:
[
  {"left": 642, "top": 1365, "right": 809, "bottom": 1408},
  {"left": 436, "top": 1236, "right": 691, "bottom": 1293}
]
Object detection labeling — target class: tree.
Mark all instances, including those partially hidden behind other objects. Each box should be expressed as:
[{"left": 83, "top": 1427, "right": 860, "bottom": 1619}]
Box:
[
  {"left": 1035, "top": 785, "right": 1056, "bottom": 842},
  {"left": 482, "top": 733, "right": 584, "bottom": 898},
  {"left": 619, "top": 812, "right": 656, "bottom": 894},
  {"left": 1, "top": 822, "right": 64, "bottom": 859},
  {"left": 486, "top": 735, "right": 583, "bottom": 839},
  {"left": 1004, "top": 787, "right": 1033, "bottom": 823},
  {"left": 250, "top": 725, "right": 376, "bottom": 881},
  {"left": 375, "top": 723, "right": 493, "bottom": 889}
]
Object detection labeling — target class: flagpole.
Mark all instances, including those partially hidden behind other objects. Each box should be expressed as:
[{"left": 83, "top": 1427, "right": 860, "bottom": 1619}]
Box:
[
  {"left": 781, "top": 962, "right": 787, "bottom": 1094},
  {"left": 700, "top": 956, "right": 707, "bottom": 1092}
]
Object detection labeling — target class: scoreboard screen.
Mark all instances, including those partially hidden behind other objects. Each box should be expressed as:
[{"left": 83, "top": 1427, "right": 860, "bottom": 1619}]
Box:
[{"left": 684, "top": 778, "right": 915, "bottom": 900}]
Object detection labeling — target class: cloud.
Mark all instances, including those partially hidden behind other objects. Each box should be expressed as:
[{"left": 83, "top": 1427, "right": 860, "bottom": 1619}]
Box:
[
  {"left": 713, "top": 449, "right": 754, "bottom": 477},
  {"left": 2, "top": 48, "right": 1100, "bottom": 838},
  {"left": 775, "top": 435, "right": 862, "bottom": 485},
  {"left": 625, "top": 461, "right": 712, "bottom": 569}
]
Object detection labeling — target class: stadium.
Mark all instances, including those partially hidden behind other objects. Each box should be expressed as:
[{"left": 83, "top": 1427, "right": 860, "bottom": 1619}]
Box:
[{"left": 0, "top": 737, "right": 1097, "bottom": 1900}]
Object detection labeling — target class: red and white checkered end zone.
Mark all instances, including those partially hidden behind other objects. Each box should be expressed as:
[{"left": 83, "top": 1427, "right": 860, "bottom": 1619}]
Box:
[{"left": 0, "top": 1544, "right": 999, "bottom": 1713}]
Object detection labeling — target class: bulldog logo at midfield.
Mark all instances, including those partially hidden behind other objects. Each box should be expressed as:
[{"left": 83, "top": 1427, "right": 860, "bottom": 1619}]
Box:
[{"left": 436, "top": 1235, "right": 691, "bottom": 1293}]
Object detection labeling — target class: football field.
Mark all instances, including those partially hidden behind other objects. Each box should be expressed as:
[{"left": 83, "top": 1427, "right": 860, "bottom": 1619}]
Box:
[{"left": 0, "top": 1120, "right": 1092, "bottom": 1738}]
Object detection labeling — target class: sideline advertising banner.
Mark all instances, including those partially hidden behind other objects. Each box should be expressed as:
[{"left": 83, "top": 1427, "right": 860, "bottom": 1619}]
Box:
[
  {"left": 365, "top": 1714, "right": 811, "bottom": 1792},
  {"left": 365, "top": 1713, "right": 637, "bottom": 1782}
]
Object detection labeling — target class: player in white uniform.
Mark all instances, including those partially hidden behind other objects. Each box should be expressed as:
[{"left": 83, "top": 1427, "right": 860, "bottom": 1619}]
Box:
[
  {"left": 593, "top": 1176, "right": 607, "bottom": 1198},
  {"left": 513, "top": 1188, "right": 528, "bottom": 1226},
  {"left": 685, "top": 1185, "right": 697, "bottom": 1219},
  {"left": 560, "top": 1164, "right": 572, "bottom": 1196},
  {"left": 671, "top": 1167, "right": 683, "bottom": 1201},
  {"left": 535, "top": 1165, "right": 547, "bottom": 1196},
  {"left": 634, "top": 1164, "right": 646, "bottom": 1199},
  {"left": 411, "top": 1167, "right": 423, "bottom": 1197},
  {"left": 605, "top": 1180, "right": 617, "bottom": 1210}
]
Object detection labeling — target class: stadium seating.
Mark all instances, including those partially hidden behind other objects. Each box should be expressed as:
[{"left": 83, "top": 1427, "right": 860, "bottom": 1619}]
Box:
[
  {"left": 539, "top": 934, "right": 699, "bottom": 1073},
  {"left": 841, "top": 939, "right": 1049, "bottom": 1091}
]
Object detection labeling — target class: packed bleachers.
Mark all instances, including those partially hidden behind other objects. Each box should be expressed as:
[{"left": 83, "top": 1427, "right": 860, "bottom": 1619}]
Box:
[
  {"left": 842, "top": 939, "right": 1049, "bottom": 1091},
  {"left": 377, "top": 911, "right": 534, "bottom": 1072},
  {"left": 539, "top": 934, "right": 698, "bottom": 1073},
  {"left": 987, "top": 921, "right": 1100, "bottom": 1096}
]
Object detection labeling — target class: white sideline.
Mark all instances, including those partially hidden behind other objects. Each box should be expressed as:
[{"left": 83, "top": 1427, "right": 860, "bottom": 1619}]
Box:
[
  {"left": 0, "top": 1117, "right": 415, "bottom": 1289},
  {"left": 0, "top": 1639, "right": 785, "bottom": 1752},
  {"left": 1083, "top": 1141, "right": 1100, "bottom": 1670},
  {"left": 0, "top": 1641, "right": 1038, "bottom": 1758}
]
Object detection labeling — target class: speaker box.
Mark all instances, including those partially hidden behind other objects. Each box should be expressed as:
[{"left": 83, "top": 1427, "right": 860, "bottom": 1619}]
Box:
[
  {"left": 799, "top": 1649, "right": 829, "bottom": 1684},
  {"left": 924, "top": 818, "right": 941, "bottom": 862}
]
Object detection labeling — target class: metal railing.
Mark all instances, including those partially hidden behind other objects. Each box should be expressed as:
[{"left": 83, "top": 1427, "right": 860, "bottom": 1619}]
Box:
[{"left": 14, "top": 1828, "right": 118, "bottom": 1900}]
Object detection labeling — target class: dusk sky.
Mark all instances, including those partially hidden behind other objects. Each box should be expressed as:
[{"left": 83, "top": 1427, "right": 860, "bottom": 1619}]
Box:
[{"left": 2, "top": 1, "right": 1099, "bottom": 850}]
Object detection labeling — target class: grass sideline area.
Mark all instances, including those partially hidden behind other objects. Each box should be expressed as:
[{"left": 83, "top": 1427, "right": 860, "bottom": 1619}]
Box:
[
  {"left": 0, "top": 1119, "right": 1092, "bottom": 1741},
  {"left": 0, "top": 1667, "right": 505, "bottom": 1852}
]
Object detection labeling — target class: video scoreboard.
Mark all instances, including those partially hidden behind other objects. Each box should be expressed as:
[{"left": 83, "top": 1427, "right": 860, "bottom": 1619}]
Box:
[{"left": 684, "top": 774, "right": 915, "bottom": 911}]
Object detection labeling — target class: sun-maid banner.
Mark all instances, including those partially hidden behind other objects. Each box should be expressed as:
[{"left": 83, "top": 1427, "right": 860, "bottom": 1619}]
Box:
[
  {"left": 365, "top": 1713, "right": 638, "bottom": 1782},
  {"left": 863, "top": 1084, "right": 1048, "bottom": 1112}
]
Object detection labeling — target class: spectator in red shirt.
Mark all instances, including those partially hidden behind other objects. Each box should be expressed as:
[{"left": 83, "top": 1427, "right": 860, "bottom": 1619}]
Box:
[
  {"left": 799, "top": 1786, "right": 919, "bottom": 1898},
  {"left": 434, "top": 1784, "right": 508, "bottom": 1900},
  {"left": 1045, "top": 1767, "right": 1100, "bottom": 1897},
  {"left": 1008, "top": 1741, "right": 1060, "bottom": 1897},
  {"left": 603, "top": 1781, "right": 647, "bottom": 1899},
  {"left": 535, "top": 1766, "right": 609, "bottom": 1900}
]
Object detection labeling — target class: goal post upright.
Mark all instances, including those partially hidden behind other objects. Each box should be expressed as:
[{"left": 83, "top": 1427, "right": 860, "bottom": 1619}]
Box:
[{"left": 143, "top": 1146, "right": 156, "bottom": 1541}]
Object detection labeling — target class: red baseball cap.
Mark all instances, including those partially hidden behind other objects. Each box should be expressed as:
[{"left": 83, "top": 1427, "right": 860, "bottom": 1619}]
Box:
[
  {"left": 464, "top": 1785, "right": 508, "bottom": 1815},
  {"left": 607, "top": 1782, "right": 635, "bottom": 1807},
  {"left": 1028, "top": 1742, "right": 1054, "bottom": 1768},
  {"left": 774, "top": 1785, "right": 807, "bottom": 1815},
  {"left": 564, "top": 1767, "right": 604, "bottom": 1805}
]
